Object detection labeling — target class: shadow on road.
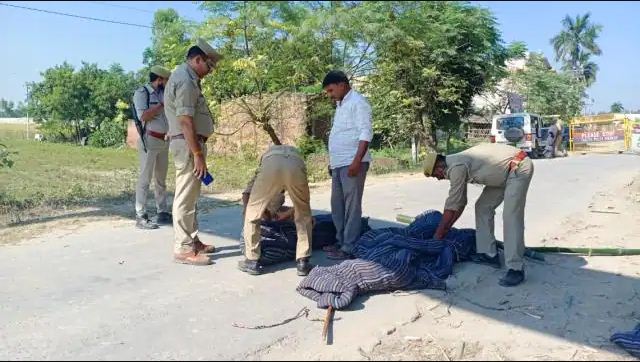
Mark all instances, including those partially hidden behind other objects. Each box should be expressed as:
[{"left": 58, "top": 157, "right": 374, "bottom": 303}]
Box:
[
  {"left": 211, "top": 207, "right": 640, "bottom": 356},
  {"left": 1, "top": 192, "right": 238, "bottom": 228}
]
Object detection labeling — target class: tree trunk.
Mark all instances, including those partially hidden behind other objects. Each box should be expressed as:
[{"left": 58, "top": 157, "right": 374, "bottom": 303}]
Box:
[
  {"left": 411, "top": 135, "right": 418, "bottom": 165},
  {"left": 74, "top": 120, "right": 81, "bottom": 144},
  {"left": 445, "top": 132, "right": 452, "bottom": 154},
  {"left": 262, "top": 122, "right": 282, "bottom": 145},
  {"left": 242, "top": 0, "right": 251, "bottom": 57},
  {"left": 418, "top": 111, "right": 437, "bottom": 152}
]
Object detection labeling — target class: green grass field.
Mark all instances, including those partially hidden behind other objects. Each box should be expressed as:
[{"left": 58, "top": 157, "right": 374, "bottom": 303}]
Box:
[
  {"left": 1, "top": 123, "right": 441, "bottom": 226},
  {"left": 0, "top": 138, "right": 261, "bottom": 224}
]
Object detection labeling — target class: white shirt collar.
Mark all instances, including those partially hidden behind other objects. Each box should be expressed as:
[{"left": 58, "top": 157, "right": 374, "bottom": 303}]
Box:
[{"left": 338, "top": 89, "right": 354, "bottom": 107}]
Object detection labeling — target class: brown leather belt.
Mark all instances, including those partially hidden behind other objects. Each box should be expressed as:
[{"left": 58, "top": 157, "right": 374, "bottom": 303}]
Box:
[
  {"left": 509, "top": 151, "right": 529, "bottom": 172},
  {"left": 170, "top": 134, "right": 208, "bottom": 143},
  {"left": 147, "top": 130, "right": 166, "bottom": 140}
]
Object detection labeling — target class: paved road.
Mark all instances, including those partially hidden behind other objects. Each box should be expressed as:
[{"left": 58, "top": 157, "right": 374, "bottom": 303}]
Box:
[{"left": 1, "top": 154, "right": 639, "bottom": 360}]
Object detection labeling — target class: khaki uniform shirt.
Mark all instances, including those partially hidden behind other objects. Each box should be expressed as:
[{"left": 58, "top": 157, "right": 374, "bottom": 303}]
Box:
[
  {"left": 164, "top": 63, "right": 214, "bottom": 137},
  {"left": 444, "top": 143, "right": 522, "bottom": 211},
  {"left": 133, "top": 84, "right": 168, "bottom": 133}
]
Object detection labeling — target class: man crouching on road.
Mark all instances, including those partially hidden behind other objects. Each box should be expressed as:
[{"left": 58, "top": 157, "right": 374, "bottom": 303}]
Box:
[
  {"left": 423, "top": 143, "right": 534, "bottom": 287},
  {"left": 238, "top": 145, "right": 314, "bottom": 277},
  {"left": 242, "top": 174, "right": 292, "bottom": 223}
]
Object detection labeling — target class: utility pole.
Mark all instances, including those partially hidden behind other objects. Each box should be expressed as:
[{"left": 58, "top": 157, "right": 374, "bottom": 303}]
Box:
[{"left": 25, "top": 84, "right": 30, "bottom": 140}]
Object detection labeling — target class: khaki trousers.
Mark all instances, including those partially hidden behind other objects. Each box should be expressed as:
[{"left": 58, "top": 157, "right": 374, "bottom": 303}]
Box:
[
  {"left": 135, "top": 135, "right": 169, "bottom": 217},
  {"left": 170, "top": 139, "right": 206, "bottom": 253},
  {"left": 475, "top": 158, "right": 534, "bottom": 271},
  {"left": 243, "top": 150, "right": 312, "bottom": 261}
]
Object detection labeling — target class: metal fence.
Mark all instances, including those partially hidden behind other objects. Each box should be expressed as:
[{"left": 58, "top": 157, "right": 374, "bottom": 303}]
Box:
[{"left": 569, "top": 114, "right": 632, "bottom": 153}]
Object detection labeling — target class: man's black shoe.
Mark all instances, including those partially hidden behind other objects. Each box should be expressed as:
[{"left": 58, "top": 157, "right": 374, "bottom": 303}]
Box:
[
  {"left": 238, "top": 259, "right": 263, "bottom": 276},
  {"left": 296, "top": 258, "right": 314, "bottom": 276},
  {"left": 470, "top": 252, "right": 501, "bottom": 269},
  {"left": 499, "top": 269, "right": 525, "bottom": 287},
  {"left": 136, "top": 214, "right": 159, "bottom": 230},
  {"left": 156, "top": 212, "right": 173, "bottom": 225}
]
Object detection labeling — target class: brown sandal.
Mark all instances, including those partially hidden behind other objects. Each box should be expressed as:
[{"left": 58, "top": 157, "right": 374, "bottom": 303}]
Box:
[
  {"left": 174, "top": 250, "right": 212, "bottom": 266},
  {"left": 322, "top": 244, "right": 339, "bottom": 252},
  {"left": 194, "top": 240, "right": 216, "bottom": 254}
]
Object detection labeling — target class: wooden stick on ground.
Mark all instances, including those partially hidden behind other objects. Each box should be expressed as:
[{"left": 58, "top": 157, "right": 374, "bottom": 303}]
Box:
[
  {"left": 590, "top": 210, "right": 621, "bottom": 214},
  {"left": 322, "top": 306, "right": 334, "bottom": 344}
]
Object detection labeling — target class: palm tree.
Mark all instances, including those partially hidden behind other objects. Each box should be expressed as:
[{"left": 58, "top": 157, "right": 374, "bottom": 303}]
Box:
[
  {"left": 561, "top": 52, "right": 599, "bottom": 86},
  {"left": 551, "top": 13, "right": 602, "bottom": 85},
  {"left": 610, "top": 102, "right": 624, "bottom": 113}
]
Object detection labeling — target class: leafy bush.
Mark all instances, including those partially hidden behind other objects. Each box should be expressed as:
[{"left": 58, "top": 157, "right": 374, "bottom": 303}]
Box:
[
  {"left": 305, "top": 153, "right": 330, "bottom": 182},
  {"left": 370, "top": 157, "right": 402, "bottom": 174},
  {"left": 89, "top": 117, "right": 126, "bottom": 148},
  {"left": 296, "top": 134, "right": 326, "bottom": 158},
  {"left": 37, "top": 119, "right": 76, "bottom": 143},
  {"left": 89, "top": 100, "right": 128, "bottom": 148},
  {"left": 238, "top": 143, "right": 259, "bottom": 161},
  {"left": 0, "top": 143, "right": 16, "bottom": 168}
]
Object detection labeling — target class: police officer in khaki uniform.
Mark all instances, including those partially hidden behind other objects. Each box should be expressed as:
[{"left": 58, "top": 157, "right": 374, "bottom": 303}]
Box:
[
  {"left": 423, "top": 143, "right": 534, "bottom": 287},
  {"left": 242, "top": 174, "right": 289, "bottom": 222},
  {"left": 544, "top": 120, "right": 564, "bottom": 158},
  {"left": 238, "top": 145, "right": 314, "bottom": 276},
  {"left": 134, "top": 65, "right": 172, "bottom": 229},
  {"left": 164, "top": 39, "right": 221, "bottom": 266}
]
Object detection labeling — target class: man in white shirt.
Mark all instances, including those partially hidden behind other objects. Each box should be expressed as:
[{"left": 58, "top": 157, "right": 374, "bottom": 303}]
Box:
[{"left": 323, "top": 70, "right": 373, "bottom": 260}]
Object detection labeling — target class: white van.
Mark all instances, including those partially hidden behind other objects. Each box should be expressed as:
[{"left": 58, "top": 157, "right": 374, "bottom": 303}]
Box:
[{"left": 490, "top": 112, "right": 548, "bottom": 158}]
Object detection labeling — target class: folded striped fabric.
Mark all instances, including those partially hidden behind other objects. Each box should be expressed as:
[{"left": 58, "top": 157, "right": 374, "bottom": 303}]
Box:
[
  {"left": 611, "top": 324, "right": 640, "bottom": 358},
  {"left": 239, "top": 214, "right": 371, "bottom": 266},
  {"left": 298, "top": 210, "right": 477, "bottom": 310}
]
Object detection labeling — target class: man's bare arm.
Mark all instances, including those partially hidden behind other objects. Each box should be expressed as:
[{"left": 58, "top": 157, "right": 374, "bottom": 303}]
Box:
[
  {"left": 347, "top": 140, "right": 370, "bottom": 177},
  {"left": 353, "top": 140, "right": 369, "bottom": 164},
  {"left": 434, "top": 207, "right": 465, "bottom": 240}
]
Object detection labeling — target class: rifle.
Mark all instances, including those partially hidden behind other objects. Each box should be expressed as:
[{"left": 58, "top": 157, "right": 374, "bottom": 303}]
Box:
[{"left": 131, "top": 87, "right": 150, "bottom": 153}]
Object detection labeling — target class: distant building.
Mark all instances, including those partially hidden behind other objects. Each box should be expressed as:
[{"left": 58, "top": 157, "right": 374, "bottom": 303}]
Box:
[{"left": 465, "top": 52, "right": 551, "bottom": 142}]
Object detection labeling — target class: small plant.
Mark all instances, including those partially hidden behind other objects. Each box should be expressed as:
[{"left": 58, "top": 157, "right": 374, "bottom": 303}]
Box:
[{"left": 0, "top": 143, "right": 16, "bottom": 168}]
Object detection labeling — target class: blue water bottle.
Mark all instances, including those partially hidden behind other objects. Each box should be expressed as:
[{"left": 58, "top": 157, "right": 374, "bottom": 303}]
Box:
[{"left": 201, "top": 171, "right": 214, "bottom": 186}]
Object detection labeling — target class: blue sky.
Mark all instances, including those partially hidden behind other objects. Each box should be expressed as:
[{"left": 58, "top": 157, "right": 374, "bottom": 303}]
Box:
[{"left": 1, "top": 1, "right": 638, "bottom": 112}]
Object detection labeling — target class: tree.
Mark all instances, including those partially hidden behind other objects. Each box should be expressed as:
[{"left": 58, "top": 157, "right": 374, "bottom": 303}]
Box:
[
  {"left": 513, "top": 53, "right": 585, "bottom": 122},
  {"left": 197, "top": 1, "right": 340, "bottom": 144},
  {"left": 610, "top": 102, "right": 624, "bottom": 113},
  {"left": 28, "top": 62, "right": 137, "bottom": 144},
  {"left": 551, "top": 13, "right": 602, "bottom": 86},
  {"left": 142, "top": 2, "right": 519, "bottom": 152},
  {"left": 364, "top": 1, "right": 512, "bottom": 151},
  {"left": 0, "top": 99, "right": 26, "bottom": 117},
  {"left": 143, "top": 9, "right": 192, "bottom": 70},
  {"left": 89, "top": 100, "right": 130, "bottom": 147}
]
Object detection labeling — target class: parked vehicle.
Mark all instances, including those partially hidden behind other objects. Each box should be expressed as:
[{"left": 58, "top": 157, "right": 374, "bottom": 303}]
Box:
[{"left": 490, "top": 112, "right": 566, "bottom": 158}]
